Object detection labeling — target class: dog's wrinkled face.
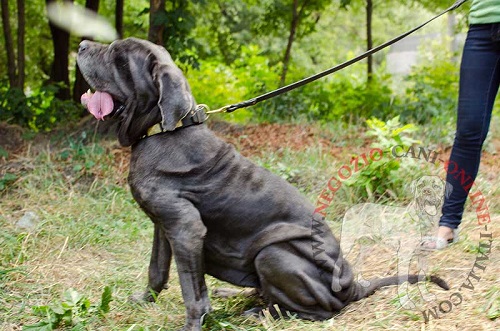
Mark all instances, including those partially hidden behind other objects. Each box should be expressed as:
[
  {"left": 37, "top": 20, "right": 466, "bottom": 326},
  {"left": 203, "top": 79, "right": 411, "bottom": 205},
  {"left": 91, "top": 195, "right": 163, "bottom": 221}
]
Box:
[
  {"left": 76, "top": 38, "right": 196, "bottom": 146},
  {"left": 412, "top": 176, "right": 446, "bottom": 216}
]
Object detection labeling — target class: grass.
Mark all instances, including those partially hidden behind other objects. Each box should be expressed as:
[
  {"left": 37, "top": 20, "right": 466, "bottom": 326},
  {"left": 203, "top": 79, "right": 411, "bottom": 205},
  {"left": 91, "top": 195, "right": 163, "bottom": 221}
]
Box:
[{"left": 0, "top": 120, "right": 499, "bottom": 330}]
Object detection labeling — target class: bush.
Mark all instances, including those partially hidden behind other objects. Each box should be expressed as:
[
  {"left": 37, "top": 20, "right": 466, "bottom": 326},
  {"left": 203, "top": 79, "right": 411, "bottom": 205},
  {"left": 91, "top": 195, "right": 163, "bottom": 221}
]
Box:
[
  {"left": 187, "top": 45, "right": 279, "bottom": 123},
  {"left": 187, "top": 44, "right": 399, "bottom": 124},
  {"left": 345, "top": 116, "right": 420, "bottom": 200},
  {"left": 322, "top": 74, "right": 394, "bottom": 122},
  {"left": 189, "top": 41, "right": 461, "bottom": 127},
  {"left": 395, "top": 39, "right": 460, "bottom": 126},
  {"left": 0, "top": 83, "right": 81, "bottom": 132},
  {"left": 250, "top": 67, "right": 395, "bottom": 123}
]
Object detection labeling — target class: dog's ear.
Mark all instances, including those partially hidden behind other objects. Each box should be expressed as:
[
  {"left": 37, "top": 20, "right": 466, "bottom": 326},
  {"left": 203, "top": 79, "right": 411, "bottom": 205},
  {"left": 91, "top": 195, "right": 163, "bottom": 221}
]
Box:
[
  {"left": 410, "top": 177, "right": 421, "bottom": 196},
  {"left": 153, "top": 64, "right": 195, "bottom": 131}
]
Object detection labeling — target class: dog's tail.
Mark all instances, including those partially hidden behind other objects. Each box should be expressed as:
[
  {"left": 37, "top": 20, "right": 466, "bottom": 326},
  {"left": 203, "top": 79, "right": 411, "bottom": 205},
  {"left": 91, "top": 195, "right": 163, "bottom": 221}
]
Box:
[{"left": 354, "top": 274, "right": 449, "bottom": 301}]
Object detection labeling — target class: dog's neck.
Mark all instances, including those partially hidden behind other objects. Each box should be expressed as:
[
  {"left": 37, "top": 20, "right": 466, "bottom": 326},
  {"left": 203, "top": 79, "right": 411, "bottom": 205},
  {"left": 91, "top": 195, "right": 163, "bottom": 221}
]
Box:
[
  {"left": 142, "top": 105, "right": 208, "bottom": 139},
  {"left": 116, "top": 104, "right": 208, "bottom": 147},
  {"left": 117, "top": 105, "right": 162, "bottom": 147}
]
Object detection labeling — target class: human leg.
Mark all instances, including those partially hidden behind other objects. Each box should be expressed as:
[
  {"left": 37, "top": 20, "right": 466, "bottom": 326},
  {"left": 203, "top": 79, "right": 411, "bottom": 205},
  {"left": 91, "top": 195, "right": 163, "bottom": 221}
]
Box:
[{"left": 424, "top": 24, "right": 500, "bottom": 249}]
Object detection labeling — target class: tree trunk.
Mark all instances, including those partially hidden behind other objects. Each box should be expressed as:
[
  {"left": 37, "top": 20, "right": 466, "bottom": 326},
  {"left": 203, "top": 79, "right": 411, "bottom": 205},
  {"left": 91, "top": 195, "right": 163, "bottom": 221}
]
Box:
[
  {"left": 279, "top": 0, "right": 299, "bottom": 87},
  {"left": 1, "top": 0, "right": 18, "bottom": 88},
  {"left": 116, "top": 0, "right": 124, "bottom": 38},
  {"left": 366, "top": 0, "right": 373, "bottom": 83},
  {"left": 16, "top": 0, "right": 25, "bottom": 90},
  {"left": 149, "top": 0, "right": 165, "bottom": 45},
  {"left": 73, "top": 0, "right": 99, "bottom": 105},
  {"left": 46, "top": 0, "right": 72, "bottom": 100}
]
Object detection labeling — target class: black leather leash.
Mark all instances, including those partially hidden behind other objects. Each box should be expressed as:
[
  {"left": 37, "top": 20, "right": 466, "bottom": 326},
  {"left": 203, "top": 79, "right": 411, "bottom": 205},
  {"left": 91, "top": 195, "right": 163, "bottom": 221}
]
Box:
[{"left": 207, "top": 0, "right": 468, "bottom": 115}]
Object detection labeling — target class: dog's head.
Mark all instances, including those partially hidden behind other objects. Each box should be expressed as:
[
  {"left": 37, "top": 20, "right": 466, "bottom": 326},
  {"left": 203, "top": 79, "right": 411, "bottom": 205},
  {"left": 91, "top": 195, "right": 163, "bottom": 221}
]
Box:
[
  {"left": 76, "top": 38, "right": 196, "bottom": 146},
  {"left": 410, "top": 175, "right": 452, "bottom": 216}
]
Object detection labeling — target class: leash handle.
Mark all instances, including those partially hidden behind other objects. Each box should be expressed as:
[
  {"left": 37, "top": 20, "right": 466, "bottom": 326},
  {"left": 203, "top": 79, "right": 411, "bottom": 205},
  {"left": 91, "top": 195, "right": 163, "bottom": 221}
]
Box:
[{"left": 223, "top": 0, "right": 468, "bottom": 113}]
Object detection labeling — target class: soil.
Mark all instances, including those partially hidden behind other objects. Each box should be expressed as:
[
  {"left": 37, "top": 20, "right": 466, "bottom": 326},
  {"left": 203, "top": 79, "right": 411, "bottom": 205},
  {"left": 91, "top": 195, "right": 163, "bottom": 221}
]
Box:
[
  {"left": 0, "top": 119, "right": 340, "bottom": 164},
  {"left": 1, "top": 119, "right": 498, "bottom": 177},
  {"left": 0, "top": 123, "right": 24, "bottom": 156},
  {"left": 207, "top": 120, "right": 338, "bottom": 157}
]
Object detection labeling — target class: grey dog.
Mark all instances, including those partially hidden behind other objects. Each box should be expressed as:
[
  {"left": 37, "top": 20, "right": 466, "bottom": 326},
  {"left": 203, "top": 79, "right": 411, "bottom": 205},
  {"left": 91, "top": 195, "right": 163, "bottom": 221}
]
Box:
[{"left": 77, "top": 37, "right": 447, "bottom": 331}]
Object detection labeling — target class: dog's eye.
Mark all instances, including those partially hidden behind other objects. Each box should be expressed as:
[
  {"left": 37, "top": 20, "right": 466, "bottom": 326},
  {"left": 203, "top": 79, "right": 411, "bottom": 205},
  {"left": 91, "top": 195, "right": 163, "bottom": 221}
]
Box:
[{"left": 115, "top": 54, "right": 128, "bottom": 68}]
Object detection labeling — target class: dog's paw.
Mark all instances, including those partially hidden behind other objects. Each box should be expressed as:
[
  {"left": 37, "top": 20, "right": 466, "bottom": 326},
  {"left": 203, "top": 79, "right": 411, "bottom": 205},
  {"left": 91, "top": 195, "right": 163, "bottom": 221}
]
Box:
[
  {"left": 178, "top": 318, "right": 203, "bottom": 331},
  {"left": 331, "top": 281, "right": 342, "bottom": 292},
  {"left": 243, "top": 306, "right": 265, "bottom": 318},
  {"left": 178, "top": 326, "right": 200, "bottom": 331},
  {"left": 129, "top": 290, "right": 156, "bottom": 304}
]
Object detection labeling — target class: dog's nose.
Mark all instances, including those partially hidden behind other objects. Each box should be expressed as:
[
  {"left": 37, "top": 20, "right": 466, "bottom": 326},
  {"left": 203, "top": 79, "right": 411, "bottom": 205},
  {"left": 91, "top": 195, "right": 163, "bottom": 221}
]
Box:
[{"left": 78, "top": 41, "right": 90, "bottom": 54}]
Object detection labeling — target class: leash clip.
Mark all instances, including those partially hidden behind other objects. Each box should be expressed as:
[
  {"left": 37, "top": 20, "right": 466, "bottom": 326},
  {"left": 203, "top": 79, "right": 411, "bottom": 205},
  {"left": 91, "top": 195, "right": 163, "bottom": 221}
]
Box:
[{"left": 206, "top": 105, "right": 230, "bottom": 114}]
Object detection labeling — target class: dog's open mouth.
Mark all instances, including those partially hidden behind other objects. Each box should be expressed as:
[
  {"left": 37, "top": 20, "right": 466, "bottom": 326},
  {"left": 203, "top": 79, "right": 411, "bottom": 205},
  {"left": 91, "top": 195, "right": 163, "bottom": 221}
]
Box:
[{"left": 81, "top": 90, "right": 124, "bottom": 120}]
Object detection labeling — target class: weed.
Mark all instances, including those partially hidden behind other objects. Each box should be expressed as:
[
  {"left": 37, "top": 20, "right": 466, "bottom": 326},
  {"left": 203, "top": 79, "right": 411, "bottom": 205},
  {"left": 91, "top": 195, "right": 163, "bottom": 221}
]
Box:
[
  {"left": 0, "top": 173, "right": 18, "bottom": 191},
  {"left": 0, "top": 146, "right": 8, "bottom": 159},
  {"left": 345, "top": 116, "right": 420, "bottom": 200},
  {"left": 23, "top": 287, "right": 112, "bottom": 330}
]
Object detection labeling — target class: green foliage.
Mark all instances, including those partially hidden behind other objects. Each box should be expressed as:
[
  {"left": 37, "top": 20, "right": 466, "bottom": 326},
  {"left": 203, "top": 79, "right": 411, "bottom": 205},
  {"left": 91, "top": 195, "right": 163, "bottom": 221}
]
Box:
[
  {"left": 188, "top": 41, "right": 396, "bottom": 124},
  {"left": 249, "top": 71, "right": 395, "bottom": 123},
  {"left": 398, "top": 54, "right": 459, "bottom": 125},
  {"left": 149, "top": 0, "right": 206, "bottom": 67},
  {"left": 187, "top": 44, "right": 279, "bottom": 123},
  {"left": 416, "top": 0, "right": 469, "bottom": 12},
  {"left": 0, "top": 268, "right": 24, "bottom": 281},
  {"left": 365, "top": 116, "right": 419, "bottom": 148},
  {"left": 0, "top": 173, "right": 18, "bottom": 191},
  {"left": 258, "top": 0, "right": 330, "bottom": 38},
  {"left": 323, "top": 74, "right": 394, "bottom": 122},
  {"left": 0, "top": 83, "right": 81, "bottom": 132},
  {"left": 23, "top": 287, "right": 113, "bottom": 331},
  {"left": 0, "top": 231, "right": 27, "bottom": 266},
  {"left": 197, "top": 0, "right": 262, "bottom": 65},
  {"left": 0, "top": 146, "right": 8, "bottom": 158},
  {"left": 58, "top": 133, "right": 105, "bottom": 173},
  {"left": 346, "top": 116, "right": 419, "bottom": 199},
  {"left": 0, "top": 0, "right": 468, "bottom": 132}
]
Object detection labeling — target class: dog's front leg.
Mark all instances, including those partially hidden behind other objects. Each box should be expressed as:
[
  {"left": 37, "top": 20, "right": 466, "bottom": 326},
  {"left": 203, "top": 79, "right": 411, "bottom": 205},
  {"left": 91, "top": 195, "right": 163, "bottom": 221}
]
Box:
[
  {"left": 131, "top": 223, "right": 172, "bottom": 302},
  {"left": 166, "top": 216, "right": 211, "bottom": 331}
]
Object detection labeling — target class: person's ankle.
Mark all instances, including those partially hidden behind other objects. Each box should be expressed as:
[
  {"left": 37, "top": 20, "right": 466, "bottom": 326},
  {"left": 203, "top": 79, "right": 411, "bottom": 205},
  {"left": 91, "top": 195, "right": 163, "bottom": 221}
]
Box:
[{"left": 437, "top": 226, "right": 454, "bottom": 239}]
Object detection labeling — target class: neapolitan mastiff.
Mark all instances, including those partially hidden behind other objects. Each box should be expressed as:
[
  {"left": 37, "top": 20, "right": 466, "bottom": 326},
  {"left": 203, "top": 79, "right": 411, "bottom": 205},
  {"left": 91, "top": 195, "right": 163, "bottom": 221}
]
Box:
[{"left": 76, "top": 38, "right": 448, "bottom": 331}]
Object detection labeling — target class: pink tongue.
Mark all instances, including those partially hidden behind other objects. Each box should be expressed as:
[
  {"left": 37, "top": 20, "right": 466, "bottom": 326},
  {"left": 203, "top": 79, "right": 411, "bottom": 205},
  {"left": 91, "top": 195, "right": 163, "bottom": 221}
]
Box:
[{"left": 81, "top": 91, "right": 114, "bottom": 120}]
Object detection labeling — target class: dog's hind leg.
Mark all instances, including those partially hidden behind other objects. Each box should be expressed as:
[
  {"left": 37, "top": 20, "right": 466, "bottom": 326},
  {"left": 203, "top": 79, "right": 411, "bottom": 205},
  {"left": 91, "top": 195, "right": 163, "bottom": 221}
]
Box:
[{"left": 254, "top": 240, "right": 356, "bottom": 321}]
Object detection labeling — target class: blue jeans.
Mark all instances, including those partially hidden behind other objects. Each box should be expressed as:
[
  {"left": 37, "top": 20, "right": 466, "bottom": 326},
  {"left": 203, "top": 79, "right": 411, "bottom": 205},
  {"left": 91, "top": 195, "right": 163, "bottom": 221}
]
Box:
[{"left": 440, "top": 23, "right": 500, "bottom": 230}]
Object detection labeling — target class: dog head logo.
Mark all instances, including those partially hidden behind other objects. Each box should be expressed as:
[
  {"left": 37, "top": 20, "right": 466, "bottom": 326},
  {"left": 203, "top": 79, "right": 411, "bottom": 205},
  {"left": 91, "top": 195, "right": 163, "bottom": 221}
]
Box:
[{"left": 411, "top": 175, "right": 452, "bottom": 217}]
